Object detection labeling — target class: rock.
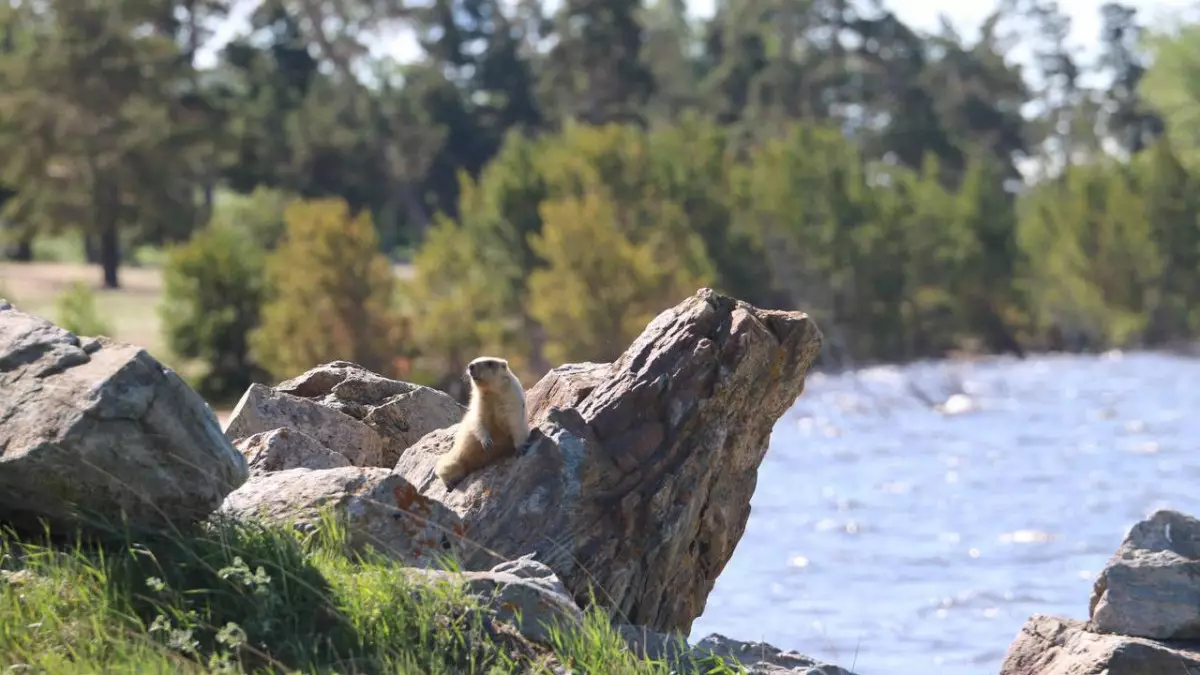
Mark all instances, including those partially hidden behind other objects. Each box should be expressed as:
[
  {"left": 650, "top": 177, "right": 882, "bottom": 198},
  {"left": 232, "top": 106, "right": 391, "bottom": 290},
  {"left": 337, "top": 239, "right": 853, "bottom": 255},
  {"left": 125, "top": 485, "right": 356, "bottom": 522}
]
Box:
[
  {"left": 223, "top": 384, "right": 385, "bottom": 467},
  {"left": 393, "top": 288, "right": 823, "bottom": 634},
  {"left": 219, "top": 467, "right": 464, "bottom": 567},
  {"left": 0, "top": 302, "right": 247, "bottom": 534},
  {"left": 689, "top": 634, "right": 858, "bottom": 675},
  {"left": 0, "top": 570, "right": 36, "bottom": 587},
  {"left": 999, "top": 614, "right": 1200, "bottom": 675},
  {"left": 1089, "top": 509, "right": 1200, "bottom": 639},
  {"left": 235, "top": 427, "right": 351, "bottom": 474},
  {"left": 523, "top": 362, "right": 610, "bottom": 427},
  {"left": 613, "top": 626, "right": 856, "bottom": 674},
  {"left": 404, "top": 553, "right": 585, "bottom": 645},
  {"left": 228, "top": 362, "right": 464, "bottom": 468}
]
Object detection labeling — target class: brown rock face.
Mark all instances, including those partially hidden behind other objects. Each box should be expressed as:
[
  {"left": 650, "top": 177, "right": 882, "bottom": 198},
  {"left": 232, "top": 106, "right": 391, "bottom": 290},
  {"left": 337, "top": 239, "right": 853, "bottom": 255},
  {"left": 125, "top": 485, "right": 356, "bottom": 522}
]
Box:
[
  {"left": 0, "top": 301, "right": 248, "bottom": 534},
  {"left": 393, "top": 288, "right": 822, "bottom": 634},
  {"left": 999, "top": 615, "right": 1200, "bottom": 675}
]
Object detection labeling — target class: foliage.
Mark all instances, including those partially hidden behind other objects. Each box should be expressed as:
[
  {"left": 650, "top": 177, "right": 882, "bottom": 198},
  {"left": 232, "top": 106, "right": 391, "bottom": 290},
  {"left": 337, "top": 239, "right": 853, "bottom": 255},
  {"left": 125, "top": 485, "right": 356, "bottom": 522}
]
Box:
[
  {"left": 54, "top": 281, "right": 111, "bottom": 337},
  {"left": 251, "top": 198, "right": 407, "bottom": 380},
  {"left": 527, "top": 189, "right": 676, "bottom": 364},
  {"left": 0, "top": 514, "right": 739, "bottom": 674},
  {"left": 160, "top": 224, "right": 267, "bottom": 403},
  {"left": 7, "top": 0, "right": 1200, "bottom": 383},
  {"left": 211, "top": 187, "right": 297, "bottom": 252}
]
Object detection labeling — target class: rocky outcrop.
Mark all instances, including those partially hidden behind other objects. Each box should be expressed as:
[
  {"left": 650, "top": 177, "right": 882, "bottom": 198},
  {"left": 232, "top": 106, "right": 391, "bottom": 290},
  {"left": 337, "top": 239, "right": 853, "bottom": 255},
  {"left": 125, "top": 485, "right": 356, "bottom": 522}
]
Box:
[
  {"left": 220, "top": 466, "right": 463, "bottom": 568},
  {"left": 0, "top": 300, "right": 248, "bottom": 533},
  {"left": 1000, "top": 509, "right": 1200, "bottom": 675},
  {"left": 1089, "top": 509, "right": 1200, "bottom": 639},
  {"left": 1000, "top": 615, "right": 1200, "bottom": 675},
  {"left": 223, "top": 361, "right": 465, "bottom": 468},
  {"left": 393, "top": 288, "right": 823, "bottom": 634}
]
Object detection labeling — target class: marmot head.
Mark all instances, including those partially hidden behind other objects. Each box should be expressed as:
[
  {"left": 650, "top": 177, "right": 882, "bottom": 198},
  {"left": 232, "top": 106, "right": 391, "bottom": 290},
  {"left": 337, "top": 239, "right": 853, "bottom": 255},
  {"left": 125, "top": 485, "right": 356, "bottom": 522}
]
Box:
[{"left": 466, "top": 356, "right": 511, "bottom": 391}]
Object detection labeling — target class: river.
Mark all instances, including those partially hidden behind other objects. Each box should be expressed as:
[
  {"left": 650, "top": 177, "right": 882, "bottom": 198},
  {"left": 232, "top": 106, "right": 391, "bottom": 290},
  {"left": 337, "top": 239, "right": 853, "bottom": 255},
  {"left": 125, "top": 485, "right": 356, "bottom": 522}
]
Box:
[{"left": 688, "top": 350, "right": 1200, "bottom": 674}]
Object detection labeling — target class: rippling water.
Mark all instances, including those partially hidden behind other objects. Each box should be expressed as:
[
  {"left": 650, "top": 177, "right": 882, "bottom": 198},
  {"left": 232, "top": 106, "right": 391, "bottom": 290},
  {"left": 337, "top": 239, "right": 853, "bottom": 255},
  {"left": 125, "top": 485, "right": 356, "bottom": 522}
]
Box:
[{"left": 688, "top": 350, "right": 1200, "bottom": 674}]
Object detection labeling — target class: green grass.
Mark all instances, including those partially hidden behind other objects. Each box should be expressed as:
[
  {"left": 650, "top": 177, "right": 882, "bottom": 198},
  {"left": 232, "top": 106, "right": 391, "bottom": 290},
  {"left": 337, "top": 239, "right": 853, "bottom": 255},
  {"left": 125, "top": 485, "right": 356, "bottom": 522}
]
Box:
[{"left": 0, "top": 513, "right": 740, "bottom": 675}]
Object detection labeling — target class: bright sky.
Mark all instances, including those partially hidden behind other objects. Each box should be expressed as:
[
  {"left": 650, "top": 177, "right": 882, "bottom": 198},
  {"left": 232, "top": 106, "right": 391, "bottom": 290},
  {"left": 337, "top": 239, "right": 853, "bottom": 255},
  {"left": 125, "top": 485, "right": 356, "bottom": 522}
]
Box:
[{"left": 203, "top": 0, "right": 1200, "bottom": 70}]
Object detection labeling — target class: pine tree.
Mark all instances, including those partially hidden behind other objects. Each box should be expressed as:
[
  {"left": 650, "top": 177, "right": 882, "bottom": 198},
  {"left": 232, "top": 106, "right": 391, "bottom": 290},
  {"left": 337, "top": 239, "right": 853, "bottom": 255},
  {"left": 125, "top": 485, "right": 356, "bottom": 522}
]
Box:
[{"left": 251, "top": 198, "right": 404, "bottom": 379}]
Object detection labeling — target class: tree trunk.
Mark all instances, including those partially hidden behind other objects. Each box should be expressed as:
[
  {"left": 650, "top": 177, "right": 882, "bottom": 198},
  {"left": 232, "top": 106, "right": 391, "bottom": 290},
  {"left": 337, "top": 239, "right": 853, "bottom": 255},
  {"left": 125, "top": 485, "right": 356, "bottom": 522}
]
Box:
[
  {"left": 97, "top": 179, "right": 121, "bottom": 289},
  {"left": 6, "top": 236, "right": 32, "bottom": 261},
  {"left": 100, "top": 220, "right": 120, "bottom": 288}
]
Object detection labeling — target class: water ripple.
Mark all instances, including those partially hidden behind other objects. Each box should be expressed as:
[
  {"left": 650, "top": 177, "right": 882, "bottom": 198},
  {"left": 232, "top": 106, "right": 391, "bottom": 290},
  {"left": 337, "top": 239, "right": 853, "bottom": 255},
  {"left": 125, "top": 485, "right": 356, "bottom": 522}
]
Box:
[{"left": 688, "top": 351, "right": 1200, "bottom": 674}]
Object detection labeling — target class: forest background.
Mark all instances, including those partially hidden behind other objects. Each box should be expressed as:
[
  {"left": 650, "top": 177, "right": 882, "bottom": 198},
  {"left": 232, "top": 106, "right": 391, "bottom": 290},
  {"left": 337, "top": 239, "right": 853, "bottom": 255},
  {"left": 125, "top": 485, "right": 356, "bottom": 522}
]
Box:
[{"left": 2, "top": 0, "right": 1200, "bottom": 405}]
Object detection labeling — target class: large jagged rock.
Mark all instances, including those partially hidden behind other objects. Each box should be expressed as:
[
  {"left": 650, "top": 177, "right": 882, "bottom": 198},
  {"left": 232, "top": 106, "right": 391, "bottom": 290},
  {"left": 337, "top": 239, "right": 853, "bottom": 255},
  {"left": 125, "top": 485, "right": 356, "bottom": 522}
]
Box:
[
  {"left": 1089, "top": 509, "right": 1200, "bottom": 639},
  {"left": 223, "top": 361, "right": 464, "bottom": 468},
  {"left": 999, "top": 615, "right": 1200, "bottom": 675},
  {"left": 0, "top": 301, "right": 248, "bottom": 533},
  {"left": 393, "top": 288, "right": 823, "bottom": 634},
  {"left": 220, "top": 466, "right": 464, "bottom": 567}
]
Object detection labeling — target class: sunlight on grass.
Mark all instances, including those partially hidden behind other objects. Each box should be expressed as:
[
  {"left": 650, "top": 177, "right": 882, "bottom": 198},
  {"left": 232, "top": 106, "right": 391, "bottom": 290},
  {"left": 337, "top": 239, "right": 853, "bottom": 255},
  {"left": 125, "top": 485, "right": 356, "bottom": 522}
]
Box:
[{"left": 0, "top": 512, "right": 744, "bottom": 674}]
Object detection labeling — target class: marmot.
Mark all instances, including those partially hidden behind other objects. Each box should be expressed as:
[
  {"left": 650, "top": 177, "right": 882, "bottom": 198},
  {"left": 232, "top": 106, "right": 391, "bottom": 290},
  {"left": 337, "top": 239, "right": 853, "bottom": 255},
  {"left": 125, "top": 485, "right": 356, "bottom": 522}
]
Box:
[{"left": 434, "top": 356, "right": 530, "bottom": 487}]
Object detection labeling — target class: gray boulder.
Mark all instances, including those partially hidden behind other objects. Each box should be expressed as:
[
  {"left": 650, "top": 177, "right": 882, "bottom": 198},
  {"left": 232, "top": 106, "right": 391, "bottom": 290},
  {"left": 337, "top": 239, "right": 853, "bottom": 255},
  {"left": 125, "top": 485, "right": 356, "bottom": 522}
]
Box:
[
  {"left": 223, "top": 384, "right": 385, "bottom": 467},
  {"left": 223, "top": 361, "right": 464, "bottom": 468},
  {"left": 1089, "top": 509, "right": 1200, "bottom": 639},
  {"left": 616, "top": 626, "right": 857, "bottom": 674},
  {"left": 0, "top": 301, "right": 248, "bottom": 533},
  {"left": 219, "top": 466, "right": 464, "bottom": 567},
  {"left": 689, "top": 634, "right": 859, "bottom": 674},
  {"left": 1000, "top": 614, "right": 1200, "bottom": 675},
  {"left": 235, "top": 427, "right": 352, "bottom": 475},
  {"left": 403, "top": 553, "right": 584, "bottom": 645}
]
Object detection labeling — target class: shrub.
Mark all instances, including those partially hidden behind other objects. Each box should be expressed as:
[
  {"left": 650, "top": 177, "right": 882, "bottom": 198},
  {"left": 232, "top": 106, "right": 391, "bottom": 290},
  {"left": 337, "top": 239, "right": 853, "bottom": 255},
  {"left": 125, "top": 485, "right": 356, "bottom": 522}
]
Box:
[
  {"left": 160, "top": 224, "right": 267, "bottom": 402},
  {"left": 55, "top": 281, "right": 111, "bottom": 336},
  {"left": 526, "top": 190, "right": 674, "bottom": 365},
  {"left": 251, "top": 198, "right": 405, "bottom": 380},
  {"left": 212, "top": 186, "right": 296, "bottom": 251}
]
